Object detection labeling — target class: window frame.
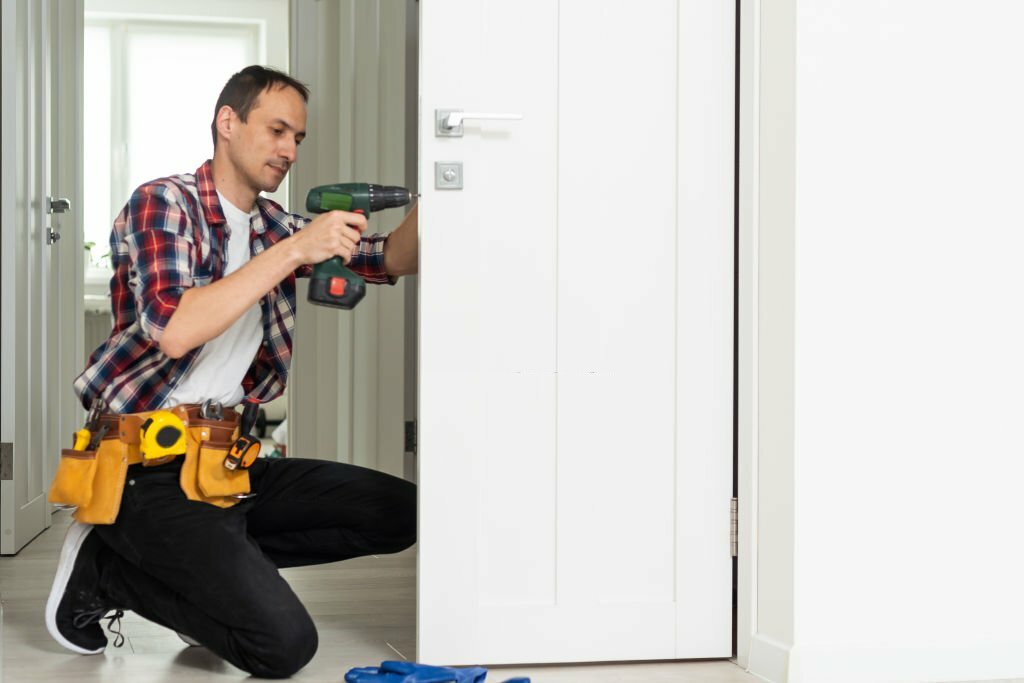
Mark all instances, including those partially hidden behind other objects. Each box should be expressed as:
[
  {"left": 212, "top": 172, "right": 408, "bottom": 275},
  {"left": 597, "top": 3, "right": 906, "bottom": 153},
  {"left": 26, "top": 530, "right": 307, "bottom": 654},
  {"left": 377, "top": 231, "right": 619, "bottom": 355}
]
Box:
[{"left": 83, "top": 6, "right": 285, "bottom": 299}]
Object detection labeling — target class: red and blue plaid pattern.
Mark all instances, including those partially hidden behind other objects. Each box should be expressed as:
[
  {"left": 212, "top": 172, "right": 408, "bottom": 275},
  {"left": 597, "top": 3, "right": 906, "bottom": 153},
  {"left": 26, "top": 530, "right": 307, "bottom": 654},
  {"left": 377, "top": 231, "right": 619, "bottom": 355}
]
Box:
[{"left": 74, "top": 160, "right": 392, "bottom": 413}]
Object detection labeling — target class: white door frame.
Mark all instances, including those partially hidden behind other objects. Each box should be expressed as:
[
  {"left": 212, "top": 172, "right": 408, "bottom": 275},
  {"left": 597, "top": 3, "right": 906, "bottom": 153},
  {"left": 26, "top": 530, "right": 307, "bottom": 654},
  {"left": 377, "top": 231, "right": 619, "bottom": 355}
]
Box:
[
  {"left": 54, "top": 0, "right": 87, "bottom": 514},
  {"left": 736, "top": 0, "right": 798, "bottom": 676},
  {"left": 735, "top": 0, "right": 757, "bottom": 669}
]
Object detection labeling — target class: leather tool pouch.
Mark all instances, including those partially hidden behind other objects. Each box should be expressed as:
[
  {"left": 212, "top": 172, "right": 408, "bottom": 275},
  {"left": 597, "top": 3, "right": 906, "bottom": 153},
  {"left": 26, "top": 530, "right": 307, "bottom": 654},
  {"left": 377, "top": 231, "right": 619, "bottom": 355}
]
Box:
[
  {"left": 47, "top": 439, "right": 129, "bottom": 525},
  {"left": 180, "top": 418, "right": 250, "bottom": 507},
  {"left": 48, "top": 447, "right": 99, "bottom": 509}
]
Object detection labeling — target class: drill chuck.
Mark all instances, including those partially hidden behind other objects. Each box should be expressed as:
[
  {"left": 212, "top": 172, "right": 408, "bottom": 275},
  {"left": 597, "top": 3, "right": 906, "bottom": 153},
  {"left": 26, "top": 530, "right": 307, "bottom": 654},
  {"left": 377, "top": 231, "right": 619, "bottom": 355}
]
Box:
[{"left": 369, "top": 185, "right": 414, "bottom": 212}]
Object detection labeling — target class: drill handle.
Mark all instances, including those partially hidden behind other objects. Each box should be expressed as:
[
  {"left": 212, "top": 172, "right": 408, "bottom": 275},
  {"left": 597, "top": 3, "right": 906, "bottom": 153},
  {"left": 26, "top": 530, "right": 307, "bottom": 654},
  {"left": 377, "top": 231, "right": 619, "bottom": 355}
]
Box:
[
  {"left": 308, "top": 257, "right": 367, "bottom": 309},
  {"left": 305, "top": 193, "right": 369, "bottom": 309}
]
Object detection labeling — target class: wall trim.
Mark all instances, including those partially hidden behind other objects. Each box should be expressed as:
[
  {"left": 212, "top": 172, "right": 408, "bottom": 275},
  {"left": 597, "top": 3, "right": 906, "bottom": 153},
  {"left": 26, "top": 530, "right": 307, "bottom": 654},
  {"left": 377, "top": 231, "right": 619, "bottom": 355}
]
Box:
[
  {"left": 747, "top": 634, "right": 791, "bottom": 683},
  {"left": 788, "top": 641, "right": 1024, "bottom": 683}
]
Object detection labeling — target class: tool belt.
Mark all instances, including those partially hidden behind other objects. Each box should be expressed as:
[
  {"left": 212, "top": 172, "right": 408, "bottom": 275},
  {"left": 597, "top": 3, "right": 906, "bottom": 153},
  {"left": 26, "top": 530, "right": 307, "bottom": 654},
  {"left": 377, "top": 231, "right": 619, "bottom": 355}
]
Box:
[{"left": 47, "top": 404, "right": 251, "bottom": 525}]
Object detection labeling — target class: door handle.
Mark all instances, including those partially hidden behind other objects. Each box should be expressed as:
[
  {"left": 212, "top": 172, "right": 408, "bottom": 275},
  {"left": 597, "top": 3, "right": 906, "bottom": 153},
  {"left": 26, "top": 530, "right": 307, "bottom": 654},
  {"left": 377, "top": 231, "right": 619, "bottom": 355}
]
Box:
[
  {"left": 48, "top": 196, "right": 71, "bottom": 214},
  {"left": 435, "top": 109, "right": 523, "bottom": 137}
]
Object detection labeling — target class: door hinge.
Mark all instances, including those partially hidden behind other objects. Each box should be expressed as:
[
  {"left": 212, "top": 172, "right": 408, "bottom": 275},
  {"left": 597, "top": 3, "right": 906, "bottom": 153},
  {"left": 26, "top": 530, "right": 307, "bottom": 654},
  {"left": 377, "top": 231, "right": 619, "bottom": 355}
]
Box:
[
  {"left": 0, "top": 443, "right": 13, "bottom": 480},
  {"left": 405, "top": 421, "right": 417, "bottom": 455},
  {"left": 730, "top": 496, "right": 738, "bottom": 557}
]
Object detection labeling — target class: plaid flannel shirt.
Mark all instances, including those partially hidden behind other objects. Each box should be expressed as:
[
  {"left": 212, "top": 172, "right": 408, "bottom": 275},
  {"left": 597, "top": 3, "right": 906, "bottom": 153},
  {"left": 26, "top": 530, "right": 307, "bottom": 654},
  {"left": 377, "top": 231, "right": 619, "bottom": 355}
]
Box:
[{"left": 74, "top": 160, "right": 393, "bottom": 413}]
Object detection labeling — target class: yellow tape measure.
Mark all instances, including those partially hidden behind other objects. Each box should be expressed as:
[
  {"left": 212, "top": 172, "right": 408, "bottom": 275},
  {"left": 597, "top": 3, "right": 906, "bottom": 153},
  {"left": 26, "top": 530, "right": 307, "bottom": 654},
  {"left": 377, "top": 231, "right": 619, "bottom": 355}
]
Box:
[{"left": 139, "top": 410, "right": 187, "bottom": 460}]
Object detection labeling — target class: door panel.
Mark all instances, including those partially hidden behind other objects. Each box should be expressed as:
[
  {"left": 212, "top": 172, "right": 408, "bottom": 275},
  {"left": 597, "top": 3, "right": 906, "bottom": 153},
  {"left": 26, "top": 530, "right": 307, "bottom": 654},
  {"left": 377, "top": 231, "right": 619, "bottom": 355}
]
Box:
[
  {"left": 2, "top": 0, "right": 53, "bottom": 554},
  {"left": 418, "top": 0, "right": 735, "bottom": 663},
  {"left": 555, "top": 1, "right": 679, "bottom": 610},
  {"left": 1, "top": 0, "right": 77, "bottom": 555}
]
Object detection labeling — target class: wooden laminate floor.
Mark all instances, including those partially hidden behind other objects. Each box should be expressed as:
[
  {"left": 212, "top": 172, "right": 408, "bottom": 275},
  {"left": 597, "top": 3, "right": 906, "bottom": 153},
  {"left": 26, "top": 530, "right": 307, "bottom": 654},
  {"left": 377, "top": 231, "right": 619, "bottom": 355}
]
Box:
[
  {"left": 3, "top": 513, "right": 1020, "bottom": 682},
  {"left": 0, "top": 511, "right": 752, "bottom": 682}
]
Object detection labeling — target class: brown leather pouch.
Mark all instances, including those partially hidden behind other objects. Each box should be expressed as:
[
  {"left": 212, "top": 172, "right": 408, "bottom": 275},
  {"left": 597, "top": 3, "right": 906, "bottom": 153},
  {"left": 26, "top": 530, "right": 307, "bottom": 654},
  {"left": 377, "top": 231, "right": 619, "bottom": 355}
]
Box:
[
  {"left": 48, "top": 448, "right": 99, "bottom": 509},
  {"left": 179, "top": 424, "right": 250, "bottom": 507},
  {"left": 70, "top": 439, "right": 129, "bottom": 525}
]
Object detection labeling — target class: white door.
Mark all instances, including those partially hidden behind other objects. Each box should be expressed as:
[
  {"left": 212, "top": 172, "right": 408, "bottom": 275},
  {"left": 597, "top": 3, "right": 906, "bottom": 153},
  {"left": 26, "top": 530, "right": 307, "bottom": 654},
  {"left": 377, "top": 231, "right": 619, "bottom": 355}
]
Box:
[
  {"left": 1, "top": 0, "right": 80, "bottom": 555},
  {"left": 418, "top": 0, "right": 736, "bottom": 664}
]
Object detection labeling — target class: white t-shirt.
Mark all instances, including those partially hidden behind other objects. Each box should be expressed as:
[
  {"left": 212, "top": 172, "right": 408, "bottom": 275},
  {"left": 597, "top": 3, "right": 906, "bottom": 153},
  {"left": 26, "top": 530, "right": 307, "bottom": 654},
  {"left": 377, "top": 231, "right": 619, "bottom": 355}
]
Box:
[{"left": 162, "top": 192, "right": 263, "bottom": 408}]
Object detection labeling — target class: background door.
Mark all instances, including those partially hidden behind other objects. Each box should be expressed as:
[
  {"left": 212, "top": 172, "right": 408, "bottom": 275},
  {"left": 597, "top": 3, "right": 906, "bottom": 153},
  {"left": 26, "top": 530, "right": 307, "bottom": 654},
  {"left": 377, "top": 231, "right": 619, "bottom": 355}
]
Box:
[
  {"left": 1, "top": 0, "right": 81, "bottom": 555},
  {"left": 417, "top": 0, "right": 737, "bottom": 664}
]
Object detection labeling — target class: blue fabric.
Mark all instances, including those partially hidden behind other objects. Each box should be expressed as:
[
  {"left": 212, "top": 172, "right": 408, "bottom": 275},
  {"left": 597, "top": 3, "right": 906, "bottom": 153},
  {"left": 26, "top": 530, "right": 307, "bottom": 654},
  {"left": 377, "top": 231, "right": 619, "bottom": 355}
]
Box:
[{"left": 344, "top": 661, "right": 530, "bottom": 683}]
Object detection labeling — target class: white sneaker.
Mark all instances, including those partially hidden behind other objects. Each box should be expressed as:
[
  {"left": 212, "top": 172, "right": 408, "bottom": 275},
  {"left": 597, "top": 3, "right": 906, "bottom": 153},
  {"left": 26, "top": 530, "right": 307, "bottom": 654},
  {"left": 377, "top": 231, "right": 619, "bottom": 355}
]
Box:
[
  {"left": 45, "top": 522, "right": 109, "bottom": 655},
  {"left": 177, "top": 631, "right": 202, "bottom": 647}
]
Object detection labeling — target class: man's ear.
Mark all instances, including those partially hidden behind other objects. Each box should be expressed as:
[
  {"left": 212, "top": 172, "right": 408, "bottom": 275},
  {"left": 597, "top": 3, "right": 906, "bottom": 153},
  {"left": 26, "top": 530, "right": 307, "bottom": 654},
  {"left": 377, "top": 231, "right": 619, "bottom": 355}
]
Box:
[{"left": 215, "top": 105, "right": 236, "bottom": 144}]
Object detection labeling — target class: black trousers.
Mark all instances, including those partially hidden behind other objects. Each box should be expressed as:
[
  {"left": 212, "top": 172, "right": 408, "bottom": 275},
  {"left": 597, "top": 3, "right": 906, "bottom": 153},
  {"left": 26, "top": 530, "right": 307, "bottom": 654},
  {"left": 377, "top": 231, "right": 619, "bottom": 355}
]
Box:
[{"left": 92, "top": 457, "right": 417, "bottom": 679}]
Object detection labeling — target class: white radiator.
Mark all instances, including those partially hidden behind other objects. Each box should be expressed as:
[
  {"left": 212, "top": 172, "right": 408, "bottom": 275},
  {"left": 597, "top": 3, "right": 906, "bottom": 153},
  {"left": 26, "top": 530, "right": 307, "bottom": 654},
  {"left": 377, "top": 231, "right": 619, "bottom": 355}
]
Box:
[{"left": 84, "top": 309, "right": 113, "bottom": 360}]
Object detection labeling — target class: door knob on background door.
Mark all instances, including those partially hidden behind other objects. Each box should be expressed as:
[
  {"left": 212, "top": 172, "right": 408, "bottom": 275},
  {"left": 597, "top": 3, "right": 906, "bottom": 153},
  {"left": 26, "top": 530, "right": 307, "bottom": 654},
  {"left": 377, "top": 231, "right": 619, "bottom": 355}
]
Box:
[
  {"left": 48, "top": 197, "right": 71, "bottom": 214},
  {"left": 435, "top": 109, "right": 523, "bottom": 137}
]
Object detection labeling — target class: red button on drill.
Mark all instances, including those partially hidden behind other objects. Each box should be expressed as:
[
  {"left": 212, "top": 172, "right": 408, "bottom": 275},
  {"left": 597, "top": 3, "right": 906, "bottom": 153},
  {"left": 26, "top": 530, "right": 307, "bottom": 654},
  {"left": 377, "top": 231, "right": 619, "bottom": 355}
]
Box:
[{"left": 329, "top": 277, "right": 347, "bottom": 297}]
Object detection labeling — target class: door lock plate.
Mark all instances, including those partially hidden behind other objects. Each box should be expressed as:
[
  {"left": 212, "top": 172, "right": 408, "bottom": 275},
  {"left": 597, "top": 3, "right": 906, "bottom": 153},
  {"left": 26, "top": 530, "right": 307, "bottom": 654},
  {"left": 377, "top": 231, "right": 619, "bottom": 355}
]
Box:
[{"left": 435, "top": 162, "right": 463, "bottom": 190}]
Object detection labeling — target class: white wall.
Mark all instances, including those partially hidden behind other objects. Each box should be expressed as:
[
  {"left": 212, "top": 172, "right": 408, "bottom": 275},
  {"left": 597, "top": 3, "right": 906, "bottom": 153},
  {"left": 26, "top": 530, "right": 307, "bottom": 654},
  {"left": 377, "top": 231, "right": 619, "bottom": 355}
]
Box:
[{"left": 752, "top": 1, "right": 1024, "bottom": 681}]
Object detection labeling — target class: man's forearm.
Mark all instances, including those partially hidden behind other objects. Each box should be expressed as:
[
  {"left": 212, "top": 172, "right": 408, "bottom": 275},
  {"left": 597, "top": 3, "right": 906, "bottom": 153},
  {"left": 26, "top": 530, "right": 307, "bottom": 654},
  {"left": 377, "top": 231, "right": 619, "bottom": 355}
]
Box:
[
  {"left": 384, "top": 203, "right": 419, "bottom": 277},
  {"left": 159, "top": 240, "right": 301, "bottom": 359}
]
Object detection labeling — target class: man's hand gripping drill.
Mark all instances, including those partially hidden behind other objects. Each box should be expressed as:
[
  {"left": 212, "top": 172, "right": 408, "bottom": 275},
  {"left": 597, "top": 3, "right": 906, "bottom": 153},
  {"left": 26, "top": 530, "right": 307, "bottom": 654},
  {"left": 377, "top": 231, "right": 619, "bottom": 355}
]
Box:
[{"left": 301, "top": 183, "right": 415, "bottom": 309}]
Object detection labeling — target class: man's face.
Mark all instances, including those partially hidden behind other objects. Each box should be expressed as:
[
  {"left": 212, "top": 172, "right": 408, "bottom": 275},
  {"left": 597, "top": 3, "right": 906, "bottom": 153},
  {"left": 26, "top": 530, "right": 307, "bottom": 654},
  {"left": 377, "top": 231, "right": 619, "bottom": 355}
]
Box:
[{"left": 225, "top": 85, "right": 307, "bottom": 194}]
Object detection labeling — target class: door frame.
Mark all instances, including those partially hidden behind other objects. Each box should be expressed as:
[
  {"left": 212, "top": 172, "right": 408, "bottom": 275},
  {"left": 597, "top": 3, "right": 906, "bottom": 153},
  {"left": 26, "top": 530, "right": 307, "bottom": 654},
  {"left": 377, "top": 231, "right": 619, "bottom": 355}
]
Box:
[
  {"left": 54, "top": 0, "right": 87, "bottom": 515},
  {"left": 736, "top": 0, "right": 798, "bottom": 675},
  {"left": 736, "top": 0, "right": 755, "bottom": 668},
  {"left": 737, "top": 0, "right": 761, "bottom": 672}
]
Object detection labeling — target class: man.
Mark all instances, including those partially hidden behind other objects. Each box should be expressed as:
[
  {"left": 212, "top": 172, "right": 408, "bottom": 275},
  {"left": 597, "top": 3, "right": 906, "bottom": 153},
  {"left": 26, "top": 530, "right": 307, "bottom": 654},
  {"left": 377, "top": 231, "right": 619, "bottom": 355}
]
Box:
[{"left": 45, "top": 66, "right": 417, "bottom": 678}]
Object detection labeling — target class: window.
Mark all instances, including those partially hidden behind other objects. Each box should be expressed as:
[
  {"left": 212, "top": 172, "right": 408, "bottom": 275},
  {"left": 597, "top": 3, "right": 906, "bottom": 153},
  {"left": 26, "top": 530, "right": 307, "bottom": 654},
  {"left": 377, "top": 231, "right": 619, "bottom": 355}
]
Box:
[{"left": 83, "top": 1, "right": 288, "bottom": 284}]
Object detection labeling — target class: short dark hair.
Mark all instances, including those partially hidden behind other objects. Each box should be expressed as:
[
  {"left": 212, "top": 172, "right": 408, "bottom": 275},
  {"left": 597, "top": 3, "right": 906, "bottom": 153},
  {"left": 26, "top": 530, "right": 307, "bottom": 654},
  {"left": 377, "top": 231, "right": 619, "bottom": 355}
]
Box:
[{"left": 210, "top": 65, "right": 310, "bottom": 148}]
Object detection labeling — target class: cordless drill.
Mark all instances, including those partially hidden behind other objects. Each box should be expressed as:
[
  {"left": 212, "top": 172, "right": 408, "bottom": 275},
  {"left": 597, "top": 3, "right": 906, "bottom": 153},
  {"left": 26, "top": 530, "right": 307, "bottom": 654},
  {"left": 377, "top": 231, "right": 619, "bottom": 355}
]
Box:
[{"left": 305, "top": 183, "right": 415, "bottom": 309}]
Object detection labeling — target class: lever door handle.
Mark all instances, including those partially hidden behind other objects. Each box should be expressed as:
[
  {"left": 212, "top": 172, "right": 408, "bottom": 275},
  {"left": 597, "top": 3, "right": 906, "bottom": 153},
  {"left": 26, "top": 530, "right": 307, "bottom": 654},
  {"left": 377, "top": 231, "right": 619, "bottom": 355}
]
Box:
[
  {"left": 48, "top": 196, "right": 71, "bottom": 214},
  {"left": 435, "top": 109, "right": 523, "bottom": 137}
]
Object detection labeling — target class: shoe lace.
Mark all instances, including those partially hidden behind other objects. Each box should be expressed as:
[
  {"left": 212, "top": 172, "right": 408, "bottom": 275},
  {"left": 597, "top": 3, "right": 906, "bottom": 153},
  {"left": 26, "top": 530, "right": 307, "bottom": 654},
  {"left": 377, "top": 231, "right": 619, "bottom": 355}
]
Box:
[
  {"left": 72, "top": 607, "right": 126, "bottom": 648},
  {"left": 105, "top": 610, "right": 126, "bottom": 648}
]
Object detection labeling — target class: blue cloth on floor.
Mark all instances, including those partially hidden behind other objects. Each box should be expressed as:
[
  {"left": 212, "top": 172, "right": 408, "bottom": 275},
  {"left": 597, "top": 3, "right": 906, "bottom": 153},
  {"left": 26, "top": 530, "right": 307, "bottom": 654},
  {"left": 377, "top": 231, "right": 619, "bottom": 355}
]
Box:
[{"left": 344, "top": 660, "right": 530, "bottom": 683}]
